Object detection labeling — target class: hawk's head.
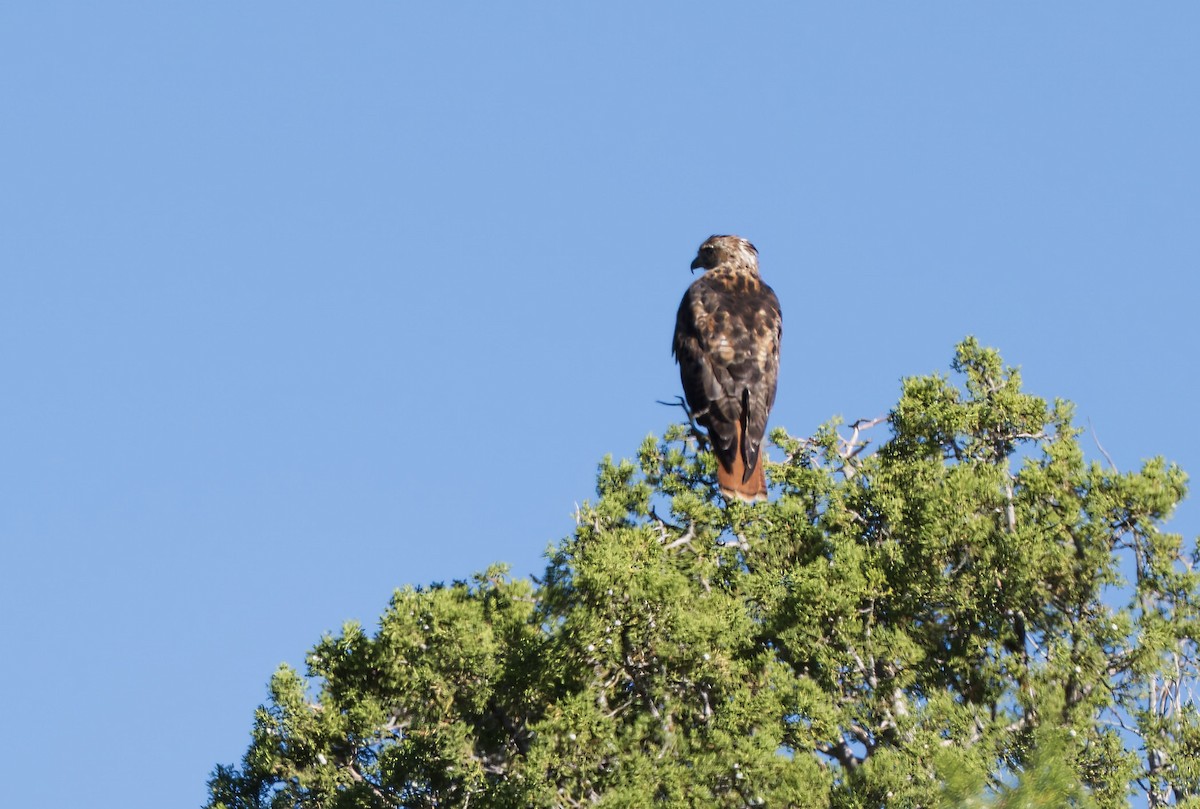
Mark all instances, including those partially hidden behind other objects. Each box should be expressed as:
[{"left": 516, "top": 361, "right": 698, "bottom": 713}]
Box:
[{"left": 690, "top": 235, "right": 759, "bottom": 274}]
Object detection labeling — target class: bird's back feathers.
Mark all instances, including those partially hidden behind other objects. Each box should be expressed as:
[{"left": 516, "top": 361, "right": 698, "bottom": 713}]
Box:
[{"left": 673, "top": 235, "right": 781, "bottom": 503}]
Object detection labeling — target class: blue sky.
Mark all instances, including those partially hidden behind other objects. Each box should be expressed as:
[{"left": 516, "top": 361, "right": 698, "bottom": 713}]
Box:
[{"left": 2, "top": 5, "right": 1197, "bottom": 807}]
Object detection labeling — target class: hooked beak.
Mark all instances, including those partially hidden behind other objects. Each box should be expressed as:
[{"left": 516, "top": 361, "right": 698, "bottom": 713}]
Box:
[{"left": 689, "top": 256, "right": 703, "bottom": 273}]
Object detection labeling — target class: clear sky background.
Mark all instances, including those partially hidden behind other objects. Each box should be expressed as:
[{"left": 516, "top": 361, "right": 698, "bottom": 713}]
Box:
[{"left": 2, "top": 5, "right": 1197, "bottom": 808}]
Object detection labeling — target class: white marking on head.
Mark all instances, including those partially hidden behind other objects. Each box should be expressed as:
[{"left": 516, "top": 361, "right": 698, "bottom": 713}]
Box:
[{"left": 693, "top": 234, "right": 760, "bottom": 273}]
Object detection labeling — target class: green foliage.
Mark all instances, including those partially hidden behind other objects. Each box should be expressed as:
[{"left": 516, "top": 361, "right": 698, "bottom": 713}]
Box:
[
  {"left": 937, "top": 690, "right": 1098, "bottom": 809},
  {"left": 208, "top": 339, "right": 1199, "bottom": 808}
]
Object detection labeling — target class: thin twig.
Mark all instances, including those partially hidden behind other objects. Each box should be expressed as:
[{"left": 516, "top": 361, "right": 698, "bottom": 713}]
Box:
[
  {"left": 1089, "top": 418, "right": 1119, "bottom": 472},
  {"left": 839, "top": 416, "right": 886, "bottom": 478},
  {"left": 345, "top": 762, "right": 389, "bottom": 803},
  {"left": 657, "top": 395, "right": 710, "bottom": 451}
]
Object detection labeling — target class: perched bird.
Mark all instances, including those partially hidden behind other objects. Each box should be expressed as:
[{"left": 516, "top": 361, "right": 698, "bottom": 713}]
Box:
[{"left": 673, "top": 235, "right": 782, "bottom": 502}]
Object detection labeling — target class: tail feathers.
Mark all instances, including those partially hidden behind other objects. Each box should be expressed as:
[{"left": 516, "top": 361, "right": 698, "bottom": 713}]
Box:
[{"left": 716, "top": 434, "right": 768, "bottom": 503}]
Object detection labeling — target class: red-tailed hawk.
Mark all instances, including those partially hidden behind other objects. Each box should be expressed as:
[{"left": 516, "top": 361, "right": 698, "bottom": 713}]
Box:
[{"left": 673, "top": 235, "right": 782, "bottom": 502}]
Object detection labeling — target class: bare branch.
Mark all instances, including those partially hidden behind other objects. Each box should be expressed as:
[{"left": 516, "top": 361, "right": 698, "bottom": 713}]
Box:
[
  {"left": 815, "top": 739, "right": 864, "bottom": 770},
  {"left": 649, "top": 506, "right": 682, "bottom": 533},
  {"left": 1089, "top": 418, "right": 1119, "bottom": 472},
  {"left": 1005, "top": 476, "right": 1017, "bottom": 534},
  {"left": 838, "top": 416, "right": 886, "bottom": 479},
  {"left": 344, "top": 761, "right": 390, "bottom": 803},
  {"left": 658, "top": 395, "right": 710, "bottom": 451},
  {"left": 663, "top": 525, "right": 696, "bottom": 551},
  {"left": 651, "top": 507, "right": 696, "bottom": 550}
]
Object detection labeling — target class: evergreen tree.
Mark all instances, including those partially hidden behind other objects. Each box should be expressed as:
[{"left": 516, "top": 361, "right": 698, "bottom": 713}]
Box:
[{"left": 207, "top": 340, "right": 1199, "bottom": 808}]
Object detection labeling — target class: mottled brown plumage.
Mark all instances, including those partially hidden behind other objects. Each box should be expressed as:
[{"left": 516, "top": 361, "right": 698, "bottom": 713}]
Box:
[{"left": 673, "top": 235, "right": 782, "bottom": 502}]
